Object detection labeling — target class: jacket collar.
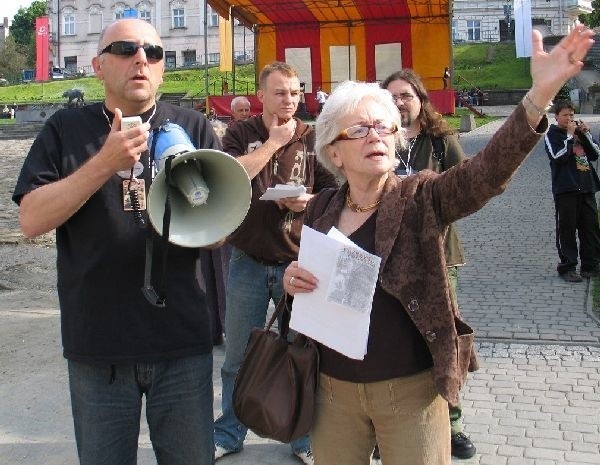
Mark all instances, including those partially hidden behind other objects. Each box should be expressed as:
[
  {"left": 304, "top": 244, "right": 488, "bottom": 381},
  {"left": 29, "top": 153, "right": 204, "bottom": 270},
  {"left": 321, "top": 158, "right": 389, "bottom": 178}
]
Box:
[{"left": 312, "top": 174, "right": 407, "bottom": 273}]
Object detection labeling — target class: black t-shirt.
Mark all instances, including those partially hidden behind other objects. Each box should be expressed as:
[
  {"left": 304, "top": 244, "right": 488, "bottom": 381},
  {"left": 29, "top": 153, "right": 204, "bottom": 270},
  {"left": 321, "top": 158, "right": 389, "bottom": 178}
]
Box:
[
  {"left": 318, "top": 212, "right": 433, "bottom": 382},
  {"left": 13, "top": 102, "right": 222, "bottom": 364}
]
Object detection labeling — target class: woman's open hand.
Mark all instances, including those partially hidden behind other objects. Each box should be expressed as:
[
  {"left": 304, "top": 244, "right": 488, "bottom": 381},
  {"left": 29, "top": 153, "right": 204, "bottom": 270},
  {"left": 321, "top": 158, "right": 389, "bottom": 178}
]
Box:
[{"left": 529, "top": 22, "right": 594, "bottom": 109}]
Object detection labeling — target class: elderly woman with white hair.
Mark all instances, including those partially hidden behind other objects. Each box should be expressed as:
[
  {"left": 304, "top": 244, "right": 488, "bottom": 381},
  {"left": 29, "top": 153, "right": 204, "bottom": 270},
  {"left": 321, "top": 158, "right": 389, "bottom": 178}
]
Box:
[{"left": 282, "top": 26, "right": 594, "bottom": 465}]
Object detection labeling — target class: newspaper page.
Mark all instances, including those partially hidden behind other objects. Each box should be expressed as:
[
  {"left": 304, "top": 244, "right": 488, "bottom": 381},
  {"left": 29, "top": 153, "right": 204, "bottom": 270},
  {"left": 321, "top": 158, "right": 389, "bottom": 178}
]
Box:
[{"left": 289, "top": 225, "right": 381, "bottom": 359}]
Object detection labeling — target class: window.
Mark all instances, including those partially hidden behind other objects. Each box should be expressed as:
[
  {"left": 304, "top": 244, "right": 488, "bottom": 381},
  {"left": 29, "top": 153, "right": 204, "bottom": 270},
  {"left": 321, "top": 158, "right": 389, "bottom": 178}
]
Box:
[
  {"left": 89, "top": 12, "right": 102, "bottom": 33},
  {"left": 64, "top": 56, "right": 77, "bottom": 74},
  {"left": 89, "top": 5, "right": 102, "bottom": 34},
  {"left": 140, "top": 9, "right": 151, "bottom": 23},
  {"left": 208, "top": 52, "right": 219, "bottom": 64},
  {"left": 207, "top": 6, "right": 219, "bottom": 27},
  {"left": 532, "top": 18, "right": 551, "bottom": 28},
  {"left": 452, "top": 20, "right": 458, "bottom": 42},
  {"left": 467, "top": 20, "right": 481, "bottom": 41},
  {"left": 63, "top": 13, "right": 75, "bottom": 35},
  {"left": 165, "top": 51, "right": 176, "bottom": 69},
  {"left": 115, "top": 10, "right": 124, "bottom": 20},
  {"left": 173, "top": 8, "right": 185, "bottom": 28},
  {"left": 183, "top": 50, "right": 196, "bottom": 65}
]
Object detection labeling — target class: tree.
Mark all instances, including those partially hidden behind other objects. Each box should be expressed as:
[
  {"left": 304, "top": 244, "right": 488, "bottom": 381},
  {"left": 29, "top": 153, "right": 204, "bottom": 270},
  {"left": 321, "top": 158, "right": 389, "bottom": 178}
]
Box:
[
  {"left": 9, "top": 1, "right": 47, "bottom": 66},
  {"left": 580, "top": 1, "right": 600, "bottom": 28},
  {"left": 0, "top": 36, "right": 31, "bottom": 82}
]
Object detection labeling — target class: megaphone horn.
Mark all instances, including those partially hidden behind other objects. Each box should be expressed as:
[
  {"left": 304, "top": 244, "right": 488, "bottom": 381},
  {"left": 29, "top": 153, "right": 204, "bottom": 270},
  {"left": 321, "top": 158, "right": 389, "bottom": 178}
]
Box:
[{"left": 147, "top": 123, "right": 251, "bottom": 248}]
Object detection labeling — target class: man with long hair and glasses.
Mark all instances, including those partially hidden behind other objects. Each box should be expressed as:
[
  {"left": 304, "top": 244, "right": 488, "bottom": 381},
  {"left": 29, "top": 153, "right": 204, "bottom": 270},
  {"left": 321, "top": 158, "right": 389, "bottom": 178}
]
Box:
[
  {"left": 12, "top": 19, "right": 221, "bottom": 465},
  {"left": 379, "top": 69, "right": 476, "bottom": 460}
]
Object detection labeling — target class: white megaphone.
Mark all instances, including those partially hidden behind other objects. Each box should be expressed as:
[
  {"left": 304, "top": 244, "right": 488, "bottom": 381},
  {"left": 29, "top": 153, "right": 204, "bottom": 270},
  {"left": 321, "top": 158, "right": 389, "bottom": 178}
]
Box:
[{"left": 146, "top": 121, "right": 251, "bottom": 248}]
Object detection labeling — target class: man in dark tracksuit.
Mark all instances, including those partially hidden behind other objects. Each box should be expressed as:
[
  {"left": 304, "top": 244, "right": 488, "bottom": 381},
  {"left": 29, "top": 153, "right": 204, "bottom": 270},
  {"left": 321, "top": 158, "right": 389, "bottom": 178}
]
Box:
[{"left": 544, "top": 99, "right": 600, "bottom": 282}]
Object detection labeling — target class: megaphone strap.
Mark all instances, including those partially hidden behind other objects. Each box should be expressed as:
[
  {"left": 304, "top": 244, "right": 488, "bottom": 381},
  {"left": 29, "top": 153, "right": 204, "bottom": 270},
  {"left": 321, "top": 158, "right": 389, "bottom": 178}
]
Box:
[{"left": 141, "top": 153, "right": 176, "bottom": 309}]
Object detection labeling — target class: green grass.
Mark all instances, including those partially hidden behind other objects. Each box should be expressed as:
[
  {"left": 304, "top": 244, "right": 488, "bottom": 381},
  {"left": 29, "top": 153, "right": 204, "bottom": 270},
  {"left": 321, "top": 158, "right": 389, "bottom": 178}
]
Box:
[
  {"left": 0, "top": 43, "right": 532, "bottom": 103},
  {"left": 0, "top": 64, "right": 257, "bottom": 104},
  {"left": 445, "top": 108, "right": 497, "bottom": 130},
  {"left": 453, "top": 42, "right": 531, "bottom": 90}
]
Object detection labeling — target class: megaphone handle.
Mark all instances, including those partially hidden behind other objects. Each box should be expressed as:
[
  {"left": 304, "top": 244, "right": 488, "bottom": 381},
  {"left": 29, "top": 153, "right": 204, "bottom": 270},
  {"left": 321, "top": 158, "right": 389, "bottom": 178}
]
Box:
[{"left": 141, "top": 235, "right": 166, "bottom": 308}]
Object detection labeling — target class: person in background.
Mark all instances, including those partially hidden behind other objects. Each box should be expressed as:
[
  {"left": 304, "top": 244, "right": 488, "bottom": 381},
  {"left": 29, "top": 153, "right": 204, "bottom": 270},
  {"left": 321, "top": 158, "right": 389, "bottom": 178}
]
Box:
[
  {"left": 12, "top": 19, "right": 220, "bottom": 465},
  {"left": 316, "top": 86, "right": 328, "bottom": 115},
  {"left": 544, "top": 99, "right": 600, "bottom": 282},
  {"left": 207, "top": 94, "right": 255, "bottom": 345},
  {"left": 381, "top": 68, "right": 475, "bottom": 460},
  {"left": 443, "top": 67, "right": 450, "bottom": 89},
  {"left": 213, "top": 61, "right": 337, "bottom": 465},
  {"left": 229, "top": 95, "right": 252, "bottom": 126},
  {"left": 295, "top": 82, "right": 312, "bottom": 120},
  {"left": 282, "top": 25, "right": 593, "bottom": 465}
]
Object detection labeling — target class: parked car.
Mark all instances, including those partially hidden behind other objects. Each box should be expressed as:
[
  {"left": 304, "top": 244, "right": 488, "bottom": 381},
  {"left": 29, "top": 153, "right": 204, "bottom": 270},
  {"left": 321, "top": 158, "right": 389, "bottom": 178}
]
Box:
[{"left": 50, "top": 67, "right": 65, "bottom": 79}]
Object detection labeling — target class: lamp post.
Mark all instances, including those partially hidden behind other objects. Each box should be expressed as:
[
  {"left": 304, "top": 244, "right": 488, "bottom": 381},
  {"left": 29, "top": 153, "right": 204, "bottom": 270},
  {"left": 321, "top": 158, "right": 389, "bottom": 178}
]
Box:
[
  {"left": 503, "top": 3, "right": 512, "bottom": 41},
  {"left": 559, "top": 0, "right": 564, "bottom": 35}
]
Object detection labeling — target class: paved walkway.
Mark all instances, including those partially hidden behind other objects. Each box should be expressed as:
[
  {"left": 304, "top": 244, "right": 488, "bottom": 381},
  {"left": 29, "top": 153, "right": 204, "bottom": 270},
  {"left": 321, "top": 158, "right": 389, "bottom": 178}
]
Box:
[{"left": 0, "top": 112, "right": 599, "bottom": 465}]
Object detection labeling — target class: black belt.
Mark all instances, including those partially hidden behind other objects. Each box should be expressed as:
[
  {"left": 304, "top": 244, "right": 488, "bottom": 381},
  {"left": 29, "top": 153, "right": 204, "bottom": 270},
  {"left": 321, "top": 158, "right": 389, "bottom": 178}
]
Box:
[{"left": 245, "top": 252, "right": 288, "bottom": 267}]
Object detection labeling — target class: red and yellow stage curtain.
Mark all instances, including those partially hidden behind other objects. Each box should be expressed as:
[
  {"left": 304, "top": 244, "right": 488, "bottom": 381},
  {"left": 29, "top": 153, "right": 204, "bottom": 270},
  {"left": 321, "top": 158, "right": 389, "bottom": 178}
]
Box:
[{"left": 209, "top": 0, "right": 450, "bottom": 92}]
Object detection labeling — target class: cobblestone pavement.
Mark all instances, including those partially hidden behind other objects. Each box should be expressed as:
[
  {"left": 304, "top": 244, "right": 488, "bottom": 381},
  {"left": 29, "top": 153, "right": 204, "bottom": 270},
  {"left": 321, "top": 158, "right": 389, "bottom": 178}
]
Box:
[{"left": 1, "top": 113, "right": 599, "bottom": 465}]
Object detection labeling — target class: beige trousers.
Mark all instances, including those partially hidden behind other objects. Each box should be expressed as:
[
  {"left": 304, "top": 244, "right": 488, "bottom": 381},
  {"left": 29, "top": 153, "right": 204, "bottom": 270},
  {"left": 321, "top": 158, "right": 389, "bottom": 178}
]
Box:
[{"left": 311, "top": 370, "right": 450, "bottom": 465}]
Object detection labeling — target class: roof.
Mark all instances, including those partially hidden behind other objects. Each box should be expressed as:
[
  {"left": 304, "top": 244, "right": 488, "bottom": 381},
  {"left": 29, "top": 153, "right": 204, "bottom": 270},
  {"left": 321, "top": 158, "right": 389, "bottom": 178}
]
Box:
[{"left": 208, "top": 0, "right": 449, "bottom": 29}]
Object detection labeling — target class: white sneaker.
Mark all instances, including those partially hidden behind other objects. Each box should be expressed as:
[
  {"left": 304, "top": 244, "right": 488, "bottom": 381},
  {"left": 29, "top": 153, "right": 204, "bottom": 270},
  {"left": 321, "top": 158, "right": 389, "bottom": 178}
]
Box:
[
  {"left": 294, "top": 449, "right": 314, "bottom": 465},
  {"left": 214, "top": 445, "right": 234, "bottom": 460}
]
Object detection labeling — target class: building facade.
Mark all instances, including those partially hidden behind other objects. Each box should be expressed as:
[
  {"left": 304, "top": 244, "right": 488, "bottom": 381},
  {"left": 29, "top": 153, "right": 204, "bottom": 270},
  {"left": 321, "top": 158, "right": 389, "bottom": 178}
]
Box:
[
  {"left": 452, "top": 0, "right": 593, "bottom": 43},
  {"left": 0, "top": 17, "right": 8, "bottom": 52},
  {"left": 45, "top": 0, "right": 253, "bottom": 74}
]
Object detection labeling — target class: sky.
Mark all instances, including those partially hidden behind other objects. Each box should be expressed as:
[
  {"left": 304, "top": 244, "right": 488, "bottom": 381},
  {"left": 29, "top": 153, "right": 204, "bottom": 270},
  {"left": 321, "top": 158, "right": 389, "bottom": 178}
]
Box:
[{"left": 0, "top": 0, "right": 37, "bottom": 26}]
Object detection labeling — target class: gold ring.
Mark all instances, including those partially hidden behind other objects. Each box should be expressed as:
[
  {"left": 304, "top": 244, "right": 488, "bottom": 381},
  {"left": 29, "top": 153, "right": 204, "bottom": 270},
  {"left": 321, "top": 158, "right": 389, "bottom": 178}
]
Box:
[
  {"left": 568, "top": 53, "right": 578, "bottom": 65},
  {"left": 289, "top": 276, "right": 295, "bottom": 286}
]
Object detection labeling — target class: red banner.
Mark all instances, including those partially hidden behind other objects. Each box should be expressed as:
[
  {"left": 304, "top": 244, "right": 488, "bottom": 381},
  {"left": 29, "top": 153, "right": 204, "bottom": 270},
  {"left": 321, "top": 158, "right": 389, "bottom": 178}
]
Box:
[
  {"left": 428, "top": 90, "right": 455, "bottom": 115},
  {"left": 35, "top": 16, "right": 49, "bottom": 82}
]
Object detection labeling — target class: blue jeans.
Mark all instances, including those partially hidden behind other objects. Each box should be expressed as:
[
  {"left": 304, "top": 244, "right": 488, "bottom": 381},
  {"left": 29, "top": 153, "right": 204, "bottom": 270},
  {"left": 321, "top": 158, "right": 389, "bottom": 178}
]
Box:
[
  {"left": 214, "top": 248, "right": 310, "bottom": 454},
  {"left": 68, "top": 353, "right": 214, "bottom": 465}
]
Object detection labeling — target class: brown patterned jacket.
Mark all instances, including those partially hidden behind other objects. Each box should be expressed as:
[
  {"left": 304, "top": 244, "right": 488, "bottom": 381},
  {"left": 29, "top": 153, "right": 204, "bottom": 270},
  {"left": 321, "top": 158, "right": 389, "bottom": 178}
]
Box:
[{"left": 308, "top": 104, "right": 547, "bottom": 405}]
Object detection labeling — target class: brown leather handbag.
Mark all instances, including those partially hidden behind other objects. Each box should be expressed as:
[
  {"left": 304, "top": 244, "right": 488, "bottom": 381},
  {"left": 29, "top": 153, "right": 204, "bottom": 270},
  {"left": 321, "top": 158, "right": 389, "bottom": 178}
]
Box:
[{"left": 232, "top": 294, "right": 319, "bottom": 443}]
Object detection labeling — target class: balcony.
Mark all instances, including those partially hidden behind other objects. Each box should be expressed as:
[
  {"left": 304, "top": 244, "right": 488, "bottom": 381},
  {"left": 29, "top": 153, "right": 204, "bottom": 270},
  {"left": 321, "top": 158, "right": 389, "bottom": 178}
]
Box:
[{"left": 564, "top": 0, "right": 593, "bottom": 15}]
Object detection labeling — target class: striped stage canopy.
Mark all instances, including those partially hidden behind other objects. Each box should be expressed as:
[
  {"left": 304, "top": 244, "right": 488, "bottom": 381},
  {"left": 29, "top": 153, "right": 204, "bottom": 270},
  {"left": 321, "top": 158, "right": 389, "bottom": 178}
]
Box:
[{"left": 208, "top": 0, "right": 451, "bottom": 95}]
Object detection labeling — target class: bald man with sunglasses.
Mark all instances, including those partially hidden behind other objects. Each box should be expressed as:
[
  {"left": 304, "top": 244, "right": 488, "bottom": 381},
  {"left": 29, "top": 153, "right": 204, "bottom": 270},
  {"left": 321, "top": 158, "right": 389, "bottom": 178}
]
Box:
[{"left": 12, "top": 19, "right": 221, "bottom": 465}]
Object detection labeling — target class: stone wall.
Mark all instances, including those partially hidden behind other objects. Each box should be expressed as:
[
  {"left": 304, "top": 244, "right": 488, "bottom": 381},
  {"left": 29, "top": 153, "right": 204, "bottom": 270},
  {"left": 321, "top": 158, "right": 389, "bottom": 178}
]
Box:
[{"left": 483, "top": 89, "right": 528, "bottom": 106}]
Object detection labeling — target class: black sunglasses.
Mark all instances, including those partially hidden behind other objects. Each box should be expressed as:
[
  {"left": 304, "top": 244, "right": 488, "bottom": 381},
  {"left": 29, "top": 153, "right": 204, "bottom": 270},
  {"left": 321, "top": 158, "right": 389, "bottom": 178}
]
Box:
[{"left": 99, "top": 41, "right": 164, "bottom": 60}]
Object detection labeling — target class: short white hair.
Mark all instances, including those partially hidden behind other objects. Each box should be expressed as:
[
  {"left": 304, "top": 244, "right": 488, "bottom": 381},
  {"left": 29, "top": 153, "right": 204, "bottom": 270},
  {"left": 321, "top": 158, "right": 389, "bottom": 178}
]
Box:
[
  {"left": 315, "top": 81, "right": 405, "bottom": 180},
  {"left": 230, "top": 96, "right": 251, "bottom": 112}
]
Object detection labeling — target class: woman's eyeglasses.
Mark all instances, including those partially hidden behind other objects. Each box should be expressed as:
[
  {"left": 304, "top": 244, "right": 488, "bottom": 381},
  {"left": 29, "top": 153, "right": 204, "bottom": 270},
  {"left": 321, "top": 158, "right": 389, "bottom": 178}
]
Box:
[
  {"left": 332, "top": 121, "right": 398, "bottom": 142},
  {"left": 99, "top": 41, "right": 164, "bottom": 61}
]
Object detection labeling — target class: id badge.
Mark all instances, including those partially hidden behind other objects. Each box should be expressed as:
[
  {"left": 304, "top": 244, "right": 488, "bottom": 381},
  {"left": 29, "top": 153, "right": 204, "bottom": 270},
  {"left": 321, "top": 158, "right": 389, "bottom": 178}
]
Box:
[{"left": 122, "top": 179, "right": 146, "bottom": 211}]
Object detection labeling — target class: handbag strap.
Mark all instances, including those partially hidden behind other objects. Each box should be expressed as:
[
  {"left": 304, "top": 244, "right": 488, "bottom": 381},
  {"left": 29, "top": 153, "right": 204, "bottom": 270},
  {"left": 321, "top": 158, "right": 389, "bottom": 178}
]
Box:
[
  {"left": 268, "top": 292, "right": 293, "bottom": 338},
  {"left": 267, "top": 189, "right": 337, "bottom": 336}
]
